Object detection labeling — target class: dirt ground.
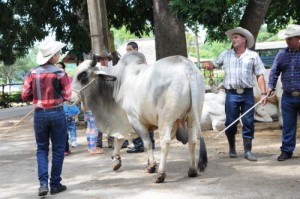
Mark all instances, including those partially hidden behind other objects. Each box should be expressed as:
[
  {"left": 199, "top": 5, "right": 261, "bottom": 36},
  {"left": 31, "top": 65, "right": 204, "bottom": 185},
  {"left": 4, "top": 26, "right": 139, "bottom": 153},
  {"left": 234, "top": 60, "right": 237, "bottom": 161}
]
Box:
[{"left": 0, "top": 114, "right": 300, "bottom": 199}]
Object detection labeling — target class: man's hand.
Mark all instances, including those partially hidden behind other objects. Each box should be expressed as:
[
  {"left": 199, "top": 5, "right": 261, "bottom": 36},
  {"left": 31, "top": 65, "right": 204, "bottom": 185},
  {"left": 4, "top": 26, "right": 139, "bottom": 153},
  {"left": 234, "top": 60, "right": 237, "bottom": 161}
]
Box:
[
  {"left": 202, "top": 61, "right": 214, "bottom": 70},
  {"left": 267, "top": 88, "right": 275, "bottom": 97},
  {"left": 260, "top": 93, "right": 268, "bottom": 105}
]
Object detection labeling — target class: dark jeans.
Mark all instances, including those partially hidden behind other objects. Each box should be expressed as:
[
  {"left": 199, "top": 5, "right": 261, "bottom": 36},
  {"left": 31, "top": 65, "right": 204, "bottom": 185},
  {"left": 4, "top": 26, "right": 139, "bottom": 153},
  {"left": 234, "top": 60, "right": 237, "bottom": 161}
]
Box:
[
  {"left": 225, "top": 89, "right": 255, "bottom": 139},
  {"left": 281, "top": 92, "right": 300, "bottom": 153},
  {"left": 133, "top": 131, "right": 155, "bottom": 150},
  {"left": 34, "top": 109, "right": 67, "bottom": 188},
  {"left": 65, "top": 132, "right": 69, "bottom": 152}
]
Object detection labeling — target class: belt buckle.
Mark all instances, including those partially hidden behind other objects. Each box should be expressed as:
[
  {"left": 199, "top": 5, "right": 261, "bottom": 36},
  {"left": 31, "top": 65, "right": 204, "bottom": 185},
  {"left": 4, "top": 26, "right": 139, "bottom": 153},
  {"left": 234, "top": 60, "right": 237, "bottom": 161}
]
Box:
[
  {"left": 236, "top": 88, "right": 244, "bottom": 94},
  {"left": 291, "top": 91, "right": 300, "bottom": 96}
]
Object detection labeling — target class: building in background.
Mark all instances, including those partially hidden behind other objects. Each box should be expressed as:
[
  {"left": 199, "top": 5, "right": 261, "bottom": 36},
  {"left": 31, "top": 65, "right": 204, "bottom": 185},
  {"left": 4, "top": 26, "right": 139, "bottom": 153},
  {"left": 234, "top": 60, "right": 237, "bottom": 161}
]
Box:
[{"left": 255, "top": 41, "right": 287, "bottom": 68}]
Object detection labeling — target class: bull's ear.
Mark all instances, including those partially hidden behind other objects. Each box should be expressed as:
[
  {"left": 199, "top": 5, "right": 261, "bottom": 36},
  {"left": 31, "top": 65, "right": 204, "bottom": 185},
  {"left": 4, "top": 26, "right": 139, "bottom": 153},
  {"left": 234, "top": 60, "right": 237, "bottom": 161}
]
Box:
[
  {"left": 91, "top": 55, "right": 97, "bottom": 67},
  {"left": 94, "top": 70, "right": 117, "bottom": 81}
]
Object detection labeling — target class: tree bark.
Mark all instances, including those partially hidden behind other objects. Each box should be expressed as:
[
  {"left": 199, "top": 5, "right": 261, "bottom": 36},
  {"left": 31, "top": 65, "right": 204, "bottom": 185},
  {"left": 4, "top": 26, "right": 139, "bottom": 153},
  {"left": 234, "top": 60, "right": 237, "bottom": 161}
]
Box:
[
  {"left": 153, "top": 0, "right": 187, "bottom": 60},
  {"left": 240, "top": 0, "right": 273, "bottom": 49}
]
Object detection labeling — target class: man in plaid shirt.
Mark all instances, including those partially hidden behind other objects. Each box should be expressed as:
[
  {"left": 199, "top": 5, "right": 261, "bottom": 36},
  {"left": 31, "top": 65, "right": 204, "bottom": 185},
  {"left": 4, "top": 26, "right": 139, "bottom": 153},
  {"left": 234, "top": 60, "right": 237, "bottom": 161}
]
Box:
[
  {"left": 268, "top": 24, "right": 300, "bottom": 161},
  {"left": 22, "top": 39, "right": 71, "bottom": 196},
  {"left": 203, "top": 27, "right": 267, "bottom": 162}
]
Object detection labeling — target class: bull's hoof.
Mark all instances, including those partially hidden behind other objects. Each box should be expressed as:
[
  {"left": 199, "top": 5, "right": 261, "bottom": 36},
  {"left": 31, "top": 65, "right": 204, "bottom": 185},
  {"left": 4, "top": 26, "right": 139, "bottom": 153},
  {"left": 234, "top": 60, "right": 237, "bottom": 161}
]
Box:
[
  {"left": 112, "top": 156, "right": 122, "bottom": 171},
  {"left": 188, "top": 168, "right": 198, "bottom": 177},
  {"left": 144, "top": 162, "right": 157, "bottom": 173},
  {"left": 154, "top": 172, "right": 166, "bottom": 183}
]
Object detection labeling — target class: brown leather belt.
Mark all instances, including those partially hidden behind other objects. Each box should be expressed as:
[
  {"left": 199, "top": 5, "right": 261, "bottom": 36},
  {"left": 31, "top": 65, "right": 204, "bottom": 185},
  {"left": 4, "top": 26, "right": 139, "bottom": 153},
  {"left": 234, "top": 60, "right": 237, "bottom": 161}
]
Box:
[{"left": 35, "top": 106, "right": 63, "bottom": 112}]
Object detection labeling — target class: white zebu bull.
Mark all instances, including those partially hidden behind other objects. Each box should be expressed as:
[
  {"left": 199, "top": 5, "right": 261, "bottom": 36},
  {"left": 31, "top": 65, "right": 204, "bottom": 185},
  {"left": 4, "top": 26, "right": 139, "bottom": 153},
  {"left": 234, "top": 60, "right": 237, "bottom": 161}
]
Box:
[{"left": 71, "top": 52, "right": 207, "bottom": 183}]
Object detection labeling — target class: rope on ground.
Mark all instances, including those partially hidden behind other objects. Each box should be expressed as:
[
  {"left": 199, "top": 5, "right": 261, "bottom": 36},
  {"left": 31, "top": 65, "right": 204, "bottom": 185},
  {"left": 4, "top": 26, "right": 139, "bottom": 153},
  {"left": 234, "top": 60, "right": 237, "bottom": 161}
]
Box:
[{"left": 0, "top": 108, "right": 34, "bottom": 138}]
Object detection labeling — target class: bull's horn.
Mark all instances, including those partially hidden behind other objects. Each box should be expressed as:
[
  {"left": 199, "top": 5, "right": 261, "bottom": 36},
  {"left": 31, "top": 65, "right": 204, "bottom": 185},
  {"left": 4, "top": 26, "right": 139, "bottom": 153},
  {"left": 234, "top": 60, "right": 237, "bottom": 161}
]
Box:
[
  {"left": 91, "top": 55, "right": 97, "bottom": 67},
  {"left": 94, "top": 70, "right": 117, "bottom": 81}
]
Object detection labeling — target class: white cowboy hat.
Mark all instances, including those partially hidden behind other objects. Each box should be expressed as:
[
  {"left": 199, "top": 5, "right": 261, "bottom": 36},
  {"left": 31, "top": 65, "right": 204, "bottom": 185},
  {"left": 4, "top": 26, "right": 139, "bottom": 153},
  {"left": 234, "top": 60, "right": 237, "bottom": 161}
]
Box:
[
  {"left": 278, "top": 24, "right": 300, "bottom": 39},
  {"left": 36, "top": 39, "right": 66, "bottom": 65},
  {"left": 225, "top": 27, "right": 254, "bottom": 48}
]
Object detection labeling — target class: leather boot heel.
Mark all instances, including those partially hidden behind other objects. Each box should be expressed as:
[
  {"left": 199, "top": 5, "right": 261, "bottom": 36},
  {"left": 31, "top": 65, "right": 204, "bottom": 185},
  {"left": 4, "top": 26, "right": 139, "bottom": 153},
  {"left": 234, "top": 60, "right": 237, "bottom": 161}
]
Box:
[
  {"left": 243, "top": 138, "right": 257, "bottom": 161},
  {"left": 226, "top": 134, "right": 237, "bottom": 158}
]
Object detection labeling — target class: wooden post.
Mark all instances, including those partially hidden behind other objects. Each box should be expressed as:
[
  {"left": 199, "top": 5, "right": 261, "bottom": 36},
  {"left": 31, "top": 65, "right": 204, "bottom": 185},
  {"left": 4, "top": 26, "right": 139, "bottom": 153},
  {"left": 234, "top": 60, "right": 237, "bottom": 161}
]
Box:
[{"left": 86, "top": 0, "right": 110, "bottom": 55}]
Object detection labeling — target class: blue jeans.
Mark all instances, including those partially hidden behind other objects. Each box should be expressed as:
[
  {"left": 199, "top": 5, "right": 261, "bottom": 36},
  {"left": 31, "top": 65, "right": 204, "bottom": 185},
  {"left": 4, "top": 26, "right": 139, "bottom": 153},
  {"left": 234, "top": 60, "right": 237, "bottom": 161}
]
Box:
[
  {"left": 67, "top": 121, "right": 77, "bottom": 142},
  {"left": 281, "top": 92, "right": 300, "bottom": 153},
  {"left": 225, "top": 89, "right": 255, "bottom": 139},
  {"left": 34, "top": 109, "right": 67, "bottom": 188}
]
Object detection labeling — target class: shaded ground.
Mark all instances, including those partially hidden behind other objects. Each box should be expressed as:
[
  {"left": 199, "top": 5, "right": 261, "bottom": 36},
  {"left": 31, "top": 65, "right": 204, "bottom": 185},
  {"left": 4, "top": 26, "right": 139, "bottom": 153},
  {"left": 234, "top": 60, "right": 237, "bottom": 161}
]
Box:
[{"left": 0, "top": 113, "right": 300, "bottom": 199}]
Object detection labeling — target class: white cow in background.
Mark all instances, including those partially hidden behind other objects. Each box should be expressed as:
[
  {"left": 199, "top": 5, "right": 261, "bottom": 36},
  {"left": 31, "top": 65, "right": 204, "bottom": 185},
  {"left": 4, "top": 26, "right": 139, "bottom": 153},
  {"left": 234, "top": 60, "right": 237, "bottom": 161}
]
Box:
[
  {"left": 201, "top": 90, "right": 226, "bottom": 131},
  {"left": 71, "top": 52, "right": 207, "bottom": 183},
  {"left": 201, "top": 69, "right": 283, "bottom": 131},
  {"left": 253, "top": 69, "right": 283, "bottom": 126}
]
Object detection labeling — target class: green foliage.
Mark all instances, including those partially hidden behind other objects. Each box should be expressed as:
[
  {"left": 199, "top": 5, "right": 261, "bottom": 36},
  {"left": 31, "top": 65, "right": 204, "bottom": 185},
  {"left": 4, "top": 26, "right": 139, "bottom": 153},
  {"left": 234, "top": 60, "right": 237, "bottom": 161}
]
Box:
[
  {"left": 0, "top": 1, "right": 40, "bottom": 65},
  {"left": 12, "top": 0, "right": 91, "bottom": 59},
  {"left": 1, "top": 0, "right": 299, "bottom": 71},
  {"left": 256, "top": 25, "right": 279, "bottom": 42},
  {"left": 201, "top": 69, "right": 224, "bottom": 85},
  {"left": 186, "top": 23, "right": 284, "bottom": 61},
  {"left": 107, "top": 0, "right": 153, "bottom": 38},
  {"left": 0, "top": 48, "right": 37, "bottom": 84},
  {"left": 170, "top": 0, "right": 247, "bottom": 42},
  {"left": 265, "top": 0, "right": 300, "bottom": 33},
  {"left": 200, "top": 42, "right": 231, "bottom": 59},
  {"left": 0, "top": 0, "right": 155, "bottom": 66},
  {"left": 0, "top": 92, "right": 23, "bottom": 108},
  {"left": 6, "top": 92, "right": 23, "bottom": 103},
  {"left": 186, "top": 31, "right": 230, "bottom": 59},
  {"left": 0, "top": 0, "right": 91, "bottom": 65},
  {"left": 111, "top": 26, "right": 154, "bottom": 48}
]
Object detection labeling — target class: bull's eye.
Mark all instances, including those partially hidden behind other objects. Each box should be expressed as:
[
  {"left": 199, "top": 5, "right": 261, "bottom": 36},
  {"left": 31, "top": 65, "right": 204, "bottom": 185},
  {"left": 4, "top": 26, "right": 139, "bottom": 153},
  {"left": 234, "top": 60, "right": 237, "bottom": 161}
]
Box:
[{"left": 77, "top": 71, "right": 89, "bottom": 85}]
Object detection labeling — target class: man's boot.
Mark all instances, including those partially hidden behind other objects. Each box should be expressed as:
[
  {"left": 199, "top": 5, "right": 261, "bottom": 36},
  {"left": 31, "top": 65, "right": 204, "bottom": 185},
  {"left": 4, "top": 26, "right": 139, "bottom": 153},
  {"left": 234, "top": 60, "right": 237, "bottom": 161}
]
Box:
[
  {"left": 243, "top": 138, "right": 257, "bottom": 161},
  {"left": 226, "top": 134, "right": 237, "bottom": 158}
]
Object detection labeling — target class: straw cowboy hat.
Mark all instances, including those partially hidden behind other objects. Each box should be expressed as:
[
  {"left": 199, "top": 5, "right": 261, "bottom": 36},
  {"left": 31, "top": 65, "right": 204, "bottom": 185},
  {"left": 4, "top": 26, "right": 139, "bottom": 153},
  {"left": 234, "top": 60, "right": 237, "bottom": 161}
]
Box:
[
  {"left": 278, "top": 24, "right": 300, "bottom": 39},
  {"left": 225, "top": 27, "right": 255, "bottom": 48},
  {"left": 96, "top": 51, "right": 112, "bottom": 61},
  {"left": 36, "top": 39, "right": 66, "bottom": 65}
]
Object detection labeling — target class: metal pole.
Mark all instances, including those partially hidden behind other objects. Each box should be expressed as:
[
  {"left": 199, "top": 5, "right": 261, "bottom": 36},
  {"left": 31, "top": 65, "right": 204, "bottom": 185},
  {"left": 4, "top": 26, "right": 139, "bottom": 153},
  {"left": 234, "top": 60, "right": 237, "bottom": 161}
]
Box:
[
  {"left": 214, "top": 94, "right": 269, "bottom": 139},
  {"left": 195, "top": 27, "right": 201, "bottom": 69}
]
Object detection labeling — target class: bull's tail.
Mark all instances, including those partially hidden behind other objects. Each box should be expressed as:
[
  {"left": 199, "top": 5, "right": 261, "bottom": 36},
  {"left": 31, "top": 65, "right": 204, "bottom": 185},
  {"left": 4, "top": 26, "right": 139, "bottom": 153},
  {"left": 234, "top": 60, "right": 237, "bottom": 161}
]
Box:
[
  {"left": 198, "top": 136, "right": 207, "bottom": 172},
  {"left": 183, "top": 59, "right": 207, "bottom": 172}
]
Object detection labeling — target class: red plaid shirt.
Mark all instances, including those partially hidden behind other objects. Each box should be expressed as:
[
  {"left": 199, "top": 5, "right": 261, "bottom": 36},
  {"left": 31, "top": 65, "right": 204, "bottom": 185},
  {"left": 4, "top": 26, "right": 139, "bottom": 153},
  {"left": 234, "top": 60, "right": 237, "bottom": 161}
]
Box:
[{"left": 22, "top": 64, "right": 72, "bottom": 108}]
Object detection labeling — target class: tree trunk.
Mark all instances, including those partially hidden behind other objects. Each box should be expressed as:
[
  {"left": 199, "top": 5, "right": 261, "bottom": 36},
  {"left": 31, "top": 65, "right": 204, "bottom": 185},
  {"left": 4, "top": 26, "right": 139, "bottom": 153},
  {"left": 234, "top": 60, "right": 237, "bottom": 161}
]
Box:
[
  {"left": 86, "top": 0, "right": 110, "bottom": 55},
  {"left": 240, "top": 0, "right": 273, "bottom": 49},
  {"left": 153, "top": 0, "right": 187, "bottom": 60}
]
